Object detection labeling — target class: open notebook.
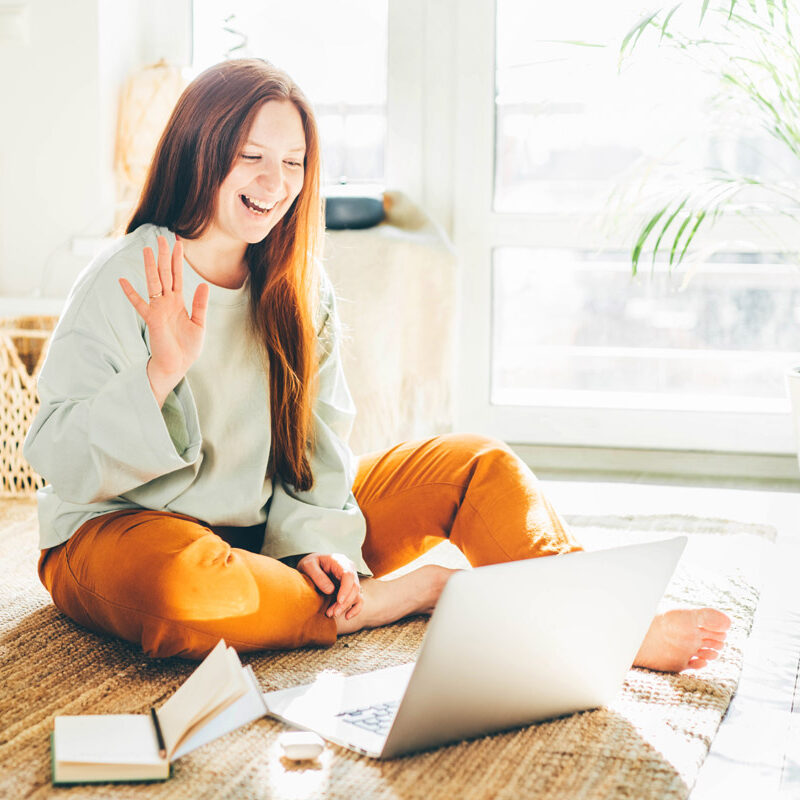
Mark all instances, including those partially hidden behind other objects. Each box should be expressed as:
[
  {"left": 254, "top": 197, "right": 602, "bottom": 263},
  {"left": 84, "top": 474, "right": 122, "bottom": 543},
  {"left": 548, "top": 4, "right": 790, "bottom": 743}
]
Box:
[{"left": 52, "top": 640, "right": 267, "bottom": 784}]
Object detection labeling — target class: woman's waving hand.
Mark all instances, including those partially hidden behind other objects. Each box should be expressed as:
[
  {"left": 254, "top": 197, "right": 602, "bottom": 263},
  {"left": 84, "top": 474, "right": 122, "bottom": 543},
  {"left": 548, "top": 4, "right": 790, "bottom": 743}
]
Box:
[{"left": 118, "top": 235, "right": 210, "bottom": 407}]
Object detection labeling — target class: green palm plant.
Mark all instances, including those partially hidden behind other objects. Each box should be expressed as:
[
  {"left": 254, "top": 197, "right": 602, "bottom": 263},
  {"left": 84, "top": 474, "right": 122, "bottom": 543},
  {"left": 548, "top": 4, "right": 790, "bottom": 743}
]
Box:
[{"left": 622, "top": 0, "right": 800, "bottom": 275}]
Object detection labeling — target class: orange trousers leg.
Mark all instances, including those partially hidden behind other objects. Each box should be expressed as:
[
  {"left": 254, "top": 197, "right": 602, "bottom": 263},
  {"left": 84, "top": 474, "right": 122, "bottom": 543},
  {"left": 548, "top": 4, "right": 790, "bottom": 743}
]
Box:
[
  {"left": 354, "top": 433, "right": 581, "bottom": 576},
  {"left": 38, "top": 433, "right": 581, "bottom": 660},
  {"left": 38, "top": 509, "right": 338, "bottom": 660}
]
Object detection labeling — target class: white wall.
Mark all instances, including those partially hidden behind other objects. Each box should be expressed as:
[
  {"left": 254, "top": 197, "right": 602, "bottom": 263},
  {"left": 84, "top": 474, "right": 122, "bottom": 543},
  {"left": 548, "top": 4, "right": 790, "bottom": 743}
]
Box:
[
  {"left": 0, "top": 0, "right": 190, "bottom": 298},
  {"left": 385, "top": 0, "right": 456, "bottom": 237}
]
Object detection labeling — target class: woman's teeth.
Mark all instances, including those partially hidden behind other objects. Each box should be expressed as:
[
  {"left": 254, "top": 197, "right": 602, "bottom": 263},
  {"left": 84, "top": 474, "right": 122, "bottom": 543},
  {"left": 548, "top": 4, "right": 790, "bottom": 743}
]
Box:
[{"left": 241, "top": 194, "right": 278, "bottom": 214}]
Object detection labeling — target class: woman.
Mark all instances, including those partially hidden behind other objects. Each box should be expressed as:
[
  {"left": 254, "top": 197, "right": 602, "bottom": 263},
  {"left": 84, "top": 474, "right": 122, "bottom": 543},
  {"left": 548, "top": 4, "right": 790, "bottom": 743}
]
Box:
[{"left": 24, "top": 59, "right": 729, "bottom": 668}]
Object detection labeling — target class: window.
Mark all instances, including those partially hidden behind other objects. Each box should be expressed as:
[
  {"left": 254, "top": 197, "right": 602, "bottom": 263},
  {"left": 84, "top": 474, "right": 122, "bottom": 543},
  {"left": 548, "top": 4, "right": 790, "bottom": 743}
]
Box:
[
  {"left": 494, "top": 2, "right": 800, "bottom": 216},
  {"left": 192, "top": 0, "right": 388, "bottom": 187},
  {"left": 493, "top": 249, "right": 799, "bottom": 414},
  {"left": 452, "top": 0, "right": 800, "bottom": 455}
]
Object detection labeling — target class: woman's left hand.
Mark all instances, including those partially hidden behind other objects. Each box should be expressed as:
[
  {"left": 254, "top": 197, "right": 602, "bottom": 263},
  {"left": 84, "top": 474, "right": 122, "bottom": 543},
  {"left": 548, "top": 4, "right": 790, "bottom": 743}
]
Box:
[{"left": 297, "top": 553, "right": 363, "bottom": 620}]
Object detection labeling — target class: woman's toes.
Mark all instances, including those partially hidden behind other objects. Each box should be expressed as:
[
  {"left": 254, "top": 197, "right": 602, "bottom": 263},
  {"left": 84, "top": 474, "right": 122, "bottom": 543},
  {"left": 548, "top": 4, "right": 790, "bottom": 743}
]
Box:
[
  {"left": 634, "top": 606, "right": 731, "bottom": 672},
  {"left": 698, "top": 608, "right": 731, "bottom": 633}
]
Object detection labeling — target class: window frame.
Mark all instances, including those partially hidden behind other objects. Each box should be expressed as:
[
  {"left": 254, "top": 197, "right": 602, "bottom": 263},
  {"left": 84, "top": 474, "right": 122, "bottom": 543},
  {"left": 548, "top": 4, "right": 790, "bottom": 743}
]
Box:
[{"left": 446, "top": 0, "right": 800, "bottom": 456}]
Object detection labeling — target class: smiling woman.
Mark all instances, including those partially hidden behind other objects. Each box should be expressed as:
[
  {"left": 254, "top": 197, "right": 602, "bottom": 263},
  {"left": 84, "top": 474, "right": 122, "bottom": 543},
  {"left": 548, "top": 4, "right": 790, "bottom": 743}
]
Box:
[
  {"left": 206, "top": 101, "right": 307, "bottom": 261},
  {"left": 125, "top": 60, "right": 323, "bottom": 485},
  {"left": 22, "top": 58, "right": 729, "bottom": 674}
]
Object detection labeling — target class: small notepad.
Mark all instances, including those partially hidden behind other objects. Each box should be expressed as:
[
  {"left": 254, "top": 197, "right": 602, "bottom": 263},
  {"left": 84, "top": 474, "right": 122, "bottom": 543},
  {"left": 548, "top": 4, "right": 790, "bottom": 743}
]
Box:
[{"left": 51, "top": 640, "right": 267, "bottom": 784}]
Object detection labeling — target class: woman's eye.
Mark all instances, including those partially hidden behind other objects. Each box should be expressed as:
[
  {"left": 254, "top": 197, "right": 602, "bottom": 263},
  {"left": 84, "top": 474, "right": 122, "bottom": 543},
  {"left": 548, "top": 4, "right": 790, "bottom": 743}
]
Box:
[
  {"left": 241, "top": 154, "right": 261, "bottom": 161},
  {"left": 285, "top": 160, "right": 303, "bottom": 168}
]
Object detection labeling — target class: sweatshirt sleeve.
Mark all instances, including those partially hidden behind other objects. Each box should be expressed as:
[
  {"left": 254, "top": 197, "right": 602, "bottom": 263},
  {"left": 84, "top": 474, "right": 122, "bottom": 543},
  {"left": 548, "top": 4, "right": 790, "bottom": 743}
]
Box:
[
  {"left": 23, "top": 253, "right": 202, "bottom": 506},
  {"left": 262, "top": 272, "right": 372, "bottom": 576}
]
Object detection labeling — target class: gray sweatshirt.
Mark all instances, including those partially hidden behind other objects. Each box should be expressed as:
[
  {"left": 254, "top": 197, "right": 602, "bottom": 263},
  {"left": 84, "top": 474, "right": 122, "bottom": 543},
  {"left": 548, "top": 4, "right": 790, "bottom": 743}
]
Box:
[{"left": 23, "top": 223, "right": 370, "bottom": 574}]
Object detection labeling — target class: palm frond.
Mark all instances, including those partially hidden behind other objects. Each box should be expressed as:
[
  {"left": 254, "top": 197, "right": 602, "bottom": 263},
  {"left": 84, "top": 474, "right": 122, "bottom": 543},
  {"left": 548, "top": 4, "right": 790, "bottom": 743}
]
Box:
[
  {"left": 620, "top": 10, "right": 662, "bottom": 58},
  {"left": 661, "top": 4, "right": 683, "bottom": 38},
  {"left": 651, "top": 198, "right": 690, "bottom": 269},
  {"left": 669, "top": 214, "right": 694, "bottom": 265},
  {"left": 617, "top": 0, "right": 800, "bottom": 274},
  {"left": 631, "top": 207, "right": 669, "bottom": 275},
  {"left": 677, "top": 211, "right": 708, "bottom": 263}
]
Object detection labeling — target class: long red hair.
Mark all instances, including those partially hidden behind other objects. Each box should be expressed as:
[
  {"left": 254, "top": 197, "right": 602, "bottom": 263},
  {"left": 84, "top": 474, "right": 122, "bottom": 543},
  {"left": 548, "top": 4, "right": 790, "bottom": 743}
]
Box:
[{"left": 128, "top": 59, "right": 323, "bottom": 491}]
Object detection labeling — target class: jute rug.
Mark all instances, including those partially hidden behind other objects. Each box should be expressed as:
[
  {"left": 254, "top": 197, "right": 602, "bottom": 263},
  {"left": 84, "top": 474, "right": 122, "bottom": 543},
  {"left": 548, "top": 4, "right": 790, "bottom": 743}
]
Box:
[{"left": 0, "top": 499, "right": 773, "bottom": 800}]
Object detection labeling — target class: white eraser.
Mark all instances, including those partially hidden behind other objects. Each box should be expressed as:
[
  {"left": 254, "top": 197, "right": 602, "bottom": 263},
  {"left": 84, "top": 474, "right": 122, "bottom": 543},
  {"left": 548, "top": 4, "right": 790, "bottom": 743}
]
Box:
[{"left": 279, "top": 731, "right": 325, "bottom": 760}]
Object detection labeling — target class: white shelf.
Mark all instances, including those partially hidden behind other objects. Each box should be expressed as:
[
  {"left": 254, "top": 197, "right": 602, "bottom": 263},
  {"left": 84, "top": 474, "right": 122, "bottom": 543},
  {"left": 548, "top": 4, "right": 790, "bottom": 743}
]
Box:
[{"left": 0, "top": 296, "right": 66, "bottom": 318}]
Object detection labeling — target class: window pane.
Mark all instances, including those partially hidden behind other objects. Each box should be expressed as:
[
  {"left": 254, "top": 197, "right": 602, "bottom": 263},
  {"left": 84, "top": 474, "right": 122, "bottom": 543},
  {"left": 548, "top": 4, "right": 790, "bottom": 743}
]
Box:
[
  {"left": 494, "top": 0, "right": 800, "bottom": 214},
  {"left": 192, "top": 0, "right": 387, "bottom": 186},
  {"left": 492, "top": 248, "right": 800, "bottom": 412}
]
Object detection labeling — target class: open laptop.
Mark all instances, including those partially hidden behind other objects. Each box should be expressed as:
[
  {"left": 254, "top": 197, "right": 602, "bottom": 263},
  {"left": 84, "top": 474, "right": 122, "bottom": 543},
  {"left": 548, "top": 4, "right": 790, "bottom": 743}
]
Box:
[{"left": 263, "top": 536, "right": 686, "bottom": 759}]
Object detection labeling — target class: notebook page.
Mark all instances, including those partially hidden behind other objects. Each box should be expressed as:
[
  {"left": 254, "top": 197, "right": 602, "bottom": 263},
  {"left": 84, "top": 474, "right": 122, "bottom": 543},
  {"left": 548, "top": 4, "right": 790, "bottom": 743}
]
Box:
[
  {"left": 158, "top": 641, "right": 248, "bottom": 757},
  {"left": 171, "top": 666, "right": 267, "bottom": 760},
  {"left": 171, "top": 647, "right": 250, "bottom": 751},
  {"left": 54, "top": 715, "right": 164, "bottom": 766}
]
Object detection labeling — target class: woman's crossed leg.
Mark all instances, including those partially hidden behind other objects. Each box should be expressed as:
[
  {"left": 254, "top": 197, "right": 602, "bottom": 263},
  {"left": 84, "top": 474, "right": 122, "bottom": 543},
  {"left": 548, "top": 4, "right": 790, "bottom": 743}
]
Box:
[{"left": 343, "top": 433, "right": 730, "bottom": 673}]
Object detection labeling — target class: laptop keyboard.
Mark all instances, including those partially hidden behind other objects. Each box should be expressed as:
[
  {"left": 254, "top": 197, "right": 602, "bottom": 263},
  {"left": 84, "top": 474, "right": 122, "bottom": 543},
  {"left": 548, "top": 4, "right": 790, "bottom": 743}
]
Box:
[{"left": 335, "top": 699, "right": 400, "bottom": 736}]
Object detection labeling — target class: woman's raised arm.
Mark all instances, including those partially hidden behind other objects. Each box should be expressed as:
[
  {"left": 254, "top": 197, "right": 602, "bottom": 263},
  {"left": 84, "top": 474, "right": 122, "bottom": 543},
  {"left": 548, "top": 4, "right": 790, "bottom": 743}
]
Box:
[
  {"left": 119, "top": 235, "right": 209, "bottom": 407},
  {"left": 23, "top": 231, "right": 205, "bottom": 505}
]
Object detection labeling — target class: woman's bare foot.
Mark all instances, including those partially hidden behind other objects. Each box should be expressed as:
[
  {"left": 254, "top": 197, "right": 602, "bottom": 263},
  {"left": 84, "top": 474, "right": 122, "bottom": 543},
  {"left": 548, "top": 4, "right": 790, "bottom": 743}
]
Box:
[
  {"left": 634, "top": 608, "right": 731, "bottom": 672},
  {"left": 334, "top": 565, "right": 459, "bottom": 636}
]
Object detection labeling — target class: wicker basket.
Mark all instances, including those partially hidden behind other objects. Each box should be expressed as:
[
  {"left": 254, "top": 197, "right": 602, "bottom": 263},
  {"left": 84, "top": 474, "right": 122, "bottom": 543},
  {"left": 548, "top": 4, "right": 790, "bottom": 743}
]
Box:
[{"left": 0, "top": 315, "right": 58, "bottom": 497}]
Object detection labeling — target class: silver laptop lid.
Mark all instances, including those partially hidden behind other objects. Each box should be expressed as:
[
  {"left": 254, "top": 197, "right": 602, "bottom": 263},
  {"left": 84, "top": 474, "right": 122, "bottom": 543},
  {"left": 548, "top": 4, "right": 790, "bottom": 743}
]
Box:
[{"left": 381, "top": 536, "right": 686, "bottom": 758}]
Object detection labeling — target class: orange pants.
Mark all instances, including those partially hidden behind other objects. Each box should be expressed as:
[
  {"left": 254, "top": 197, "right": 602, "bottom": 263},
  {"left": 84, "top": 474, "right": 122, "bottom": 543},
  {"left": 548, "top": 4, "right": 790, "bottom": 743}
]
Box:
[{"left": 38, "top": 434, "right": 580, "bottom": 659}]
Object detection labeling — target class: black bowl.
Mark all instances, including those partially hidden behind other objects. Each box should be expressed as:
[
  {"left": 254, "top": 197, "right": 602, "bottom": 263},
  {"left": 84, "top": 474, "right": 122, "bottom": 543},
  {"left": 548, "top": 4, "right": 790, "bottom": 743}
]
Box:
[{"left": 324, "top": 195, "right": 385, "bottom": 230}]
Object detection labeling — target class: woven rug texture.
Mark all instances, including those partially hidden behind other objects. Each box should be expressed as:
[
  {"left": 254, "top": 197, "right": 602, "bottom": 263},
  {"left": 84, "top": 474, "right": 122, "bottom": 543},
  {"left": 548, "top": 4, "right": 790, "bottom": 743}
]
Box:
[{"left": 0, "top": 499, "right": 772, "bottom": 800}]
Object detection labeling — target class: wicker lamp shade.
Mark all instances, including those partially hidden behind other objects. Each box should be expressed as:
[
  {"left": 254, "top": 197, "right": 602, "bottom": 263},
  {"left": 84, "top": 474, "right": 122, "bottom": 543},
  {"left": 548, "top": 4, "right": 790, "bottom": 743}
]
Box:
[{"left": 114, "top": 60, "right": 186, "bottom": 230}]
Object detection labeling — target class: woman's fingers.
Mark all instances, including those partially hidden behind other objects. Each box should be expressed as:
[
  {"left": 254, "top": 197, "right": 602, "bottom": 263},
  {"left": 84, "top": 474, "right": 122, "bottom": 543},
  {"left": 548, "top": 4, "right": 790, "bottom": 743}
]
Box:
[
  {"left": 142, "top": 246, "right": 162, "bottom": 299},
  {"left": 344, "top": 593, "right": 364, "bottom": 620},
  {"left": 328, "top": 572, "right": 359, "bottom": 618},
  {"left": 138, "top": 237, "right": 207, "bottom": 327},
  {"left": 172, "top": 236, "right": 184, "bottom": 295},
  {"left": 143, "top": 236, "right": 185, "bottom": 298},
  {"left": 118, "top": 278, "right": 150, "bottom": 319},
  {"left": 298, "top": 554, "right": 362, "bottom": 619},
  {"left": 336, "top": 571, "right": 357, "bottom": 608},
  {"left": 191, "top": 283, "right": 210, "bottom": 328},
  {"left": 302, "top": 557, "right": 336, "bottom": 594},
  {"left": 329, "top": 590, "right": 360, "bottom": 618},
  {"left": 156, "top": 235, "right": 173, "bottom": 293},
  {"left": 343, "top": 588, "right": 363, "bottom": 618}
]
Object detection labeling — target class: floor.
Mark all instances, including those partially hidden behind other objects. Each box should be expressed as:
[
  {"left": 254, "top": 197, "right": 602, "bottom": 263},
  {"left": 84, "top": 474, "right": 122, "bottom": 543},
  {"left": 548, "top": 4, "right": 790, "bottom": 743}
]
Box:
[
  {"left": 537, "top": 473, "right": 800, "bottom": 798},
  {"left": 7, "top": 469, "right": 796, "bottom": 794}
]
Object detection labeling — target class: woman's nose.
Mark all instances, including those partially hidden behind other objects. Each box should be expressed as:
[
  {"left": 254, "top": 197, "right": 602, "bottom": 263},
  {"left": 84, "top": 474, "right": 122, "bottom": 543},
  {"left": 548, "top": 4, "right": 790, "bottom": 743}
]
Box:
[{"left": 257, "top": 160, "right": 283, "bottom": 194}]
